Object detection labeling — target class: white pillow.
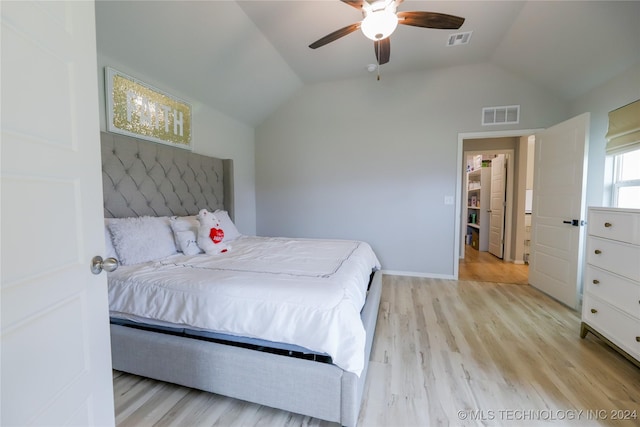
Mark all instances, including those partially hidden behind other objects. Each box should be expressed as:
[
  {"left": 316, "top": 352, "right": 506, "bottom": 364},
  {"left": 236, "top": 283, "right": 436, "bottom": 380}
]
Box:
[
  {"left": 104, "top": 219, "right": 118, "bottom": 259},
  {"left": 213, "top": 210, "right": 241, "bottom": 242},
  {"left": 170, "top": 216, "right": 203, "bottom": 256},
  {"left": 108, "top": 216, "right": 177, "bottom": 265}
]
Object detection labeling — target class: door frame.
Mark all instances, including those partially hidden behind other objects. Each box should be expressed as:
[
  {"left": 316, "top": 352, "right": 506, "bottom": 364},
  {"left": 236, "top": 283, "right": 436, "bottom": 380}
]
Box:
[
  {"left": 454, "top": 129, "right": 542, "bottom": 280},
  {"left": 461, "top": 149, "right": 513, "bottom": 260}
]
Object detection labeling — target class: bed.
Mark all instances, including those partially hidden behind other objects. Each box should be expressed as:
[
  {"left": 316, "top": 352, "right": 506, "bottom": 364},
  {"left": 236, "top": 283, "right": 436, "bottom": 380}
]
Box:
[{"left": 101, "top": 132, "right": 383, "bottom": 426}]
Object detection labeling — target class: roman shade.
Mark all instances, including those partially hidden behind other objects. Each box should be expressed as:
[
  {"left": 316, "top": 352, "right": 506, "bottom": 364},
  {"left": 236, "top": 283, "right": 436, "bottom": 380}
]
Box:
[{"left": 605, "top": 99, "right": 640, "bottom": 155}]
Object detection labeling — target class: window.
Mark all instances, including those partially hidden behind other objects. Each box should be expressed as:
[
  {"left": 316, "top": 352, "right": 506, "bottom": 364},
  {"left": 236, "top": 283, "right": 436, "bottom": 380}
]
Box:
[
  {"left": 612, "top": 148, "right": 640, "bottom": 208},
  {"left": 605, "top": 100, "right": 639, "bottom": 208}
]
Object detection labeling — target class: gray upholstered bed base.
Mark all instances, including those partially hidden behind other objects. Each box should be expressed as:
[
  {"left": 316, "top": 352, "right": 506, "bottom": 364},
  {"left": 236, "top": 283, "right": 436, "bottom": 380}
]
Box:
[
  {"left": 101, "top": 131, "right": 382, "bottom": 425},
  {"left": 110, "top": 269, "right": 382, "bottom": 426}
]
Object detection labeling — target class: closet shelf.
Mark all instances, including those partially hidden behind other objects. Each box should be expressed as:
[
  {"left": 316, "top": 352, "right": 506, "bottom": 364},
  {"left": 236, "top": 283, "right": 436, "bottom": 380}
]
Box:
[{"left": 465, "top": 166, "right": 491, "bottom": 251}]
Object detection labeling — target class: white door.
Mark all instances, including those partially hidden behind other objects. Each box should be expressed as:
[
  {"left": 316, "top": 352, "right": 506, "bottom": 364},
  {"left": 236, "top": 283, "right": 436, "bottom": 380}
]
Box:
[
  {"left": 488, "top": 154, "right": 506, "bottom": 258},
  {"left": 1, "top": 2, "right": 115, "bottom": 426},
  {"left": 528, "top": 113, "right": 590, "bottom": 309}
]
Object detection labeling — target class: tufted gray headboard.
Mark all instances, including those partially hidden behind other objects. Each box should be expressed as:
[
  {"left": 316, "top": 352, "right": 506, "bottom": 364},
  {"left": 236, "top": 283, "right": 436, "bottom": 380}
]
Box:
[{"left": 100, "top": 132, "right": 234, "bottom": 220}]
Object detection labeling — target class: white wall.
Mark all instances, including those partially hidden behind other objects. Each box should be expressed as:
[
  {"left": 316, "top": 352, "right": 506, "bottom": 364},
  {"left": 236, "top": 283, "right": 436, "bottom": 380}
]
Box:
[
  {"left": 96, "top": 54, "right": 257, "bottom": 235},
  {"left": 569, "top": 62, "right": 640, "bottom": 208},
  {"left": 256, "top": 62, "right": 568, "bottom": 276}
]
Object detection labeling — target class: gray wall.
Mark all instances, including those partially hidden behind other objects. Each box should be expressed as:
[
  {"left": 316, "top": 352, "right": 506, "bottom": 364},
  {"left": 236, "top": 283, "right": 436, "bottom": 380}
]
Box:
[
  {"left": 569, "top": 63, "right": 640, "bottom": 208},
  {"left": 256, "top": 62, "right": 568, "bottom": 276},
  {"left": 96, "top": 42, "right": 639, "bottom": 277}
]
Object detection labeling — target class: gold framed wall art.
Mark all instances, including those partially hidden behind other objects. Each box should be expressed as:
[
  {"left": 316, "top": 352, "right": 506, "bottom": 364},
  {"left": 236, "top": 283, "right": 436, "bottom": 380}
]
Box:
[{"left": 105, "top": 67, "right": 192, "bottom": 149}]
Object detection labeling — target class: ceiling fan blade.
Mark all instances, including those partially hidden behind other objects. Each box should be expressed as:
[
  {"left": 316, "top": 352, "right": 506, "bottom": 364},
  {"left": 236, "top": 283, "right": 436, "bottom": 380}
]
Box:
[
  {"left": 309, "top": 22, "right": 361, "bottom": 49},
  {"left": 397, "top": 11, "right": 465, "bottom": 30},
  {"left": 374, "top": 38, "right": 390, "bottom": 65},
  {"left": 341, "top": 0, "right": 365, "bottom": 10}
]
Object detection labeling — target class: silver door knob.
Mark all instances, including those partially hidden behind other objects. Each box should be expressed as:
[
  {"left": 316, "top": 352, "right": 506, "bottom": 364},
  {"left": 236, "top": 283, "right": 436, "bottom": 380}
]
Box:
[{"left": 91, "top": 256, "right": 119, "bottom": 274}]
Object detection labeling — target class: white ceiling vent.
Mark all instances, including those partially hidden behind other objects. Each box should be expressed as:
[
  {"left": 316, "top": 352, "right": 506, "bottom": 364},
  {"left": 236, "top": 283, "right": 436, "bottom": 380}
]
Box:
[
  {"left": 447, "top": 31, "right": 472, "bottom": 46},
  {"left": 482, "top": 105, "right": 520, "bottom": 126}
]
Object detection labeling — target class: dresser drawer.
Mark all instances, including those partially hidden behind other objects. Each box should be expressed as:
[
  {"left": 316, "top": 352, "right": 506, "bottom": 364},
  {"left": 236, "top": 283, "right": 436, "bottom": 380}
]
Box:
[
  {"left": 582, "top": 294, "right": 640, "bottom": 360},
  {"left": 588, "top": 209, "right": 640, "bottom": 245},
  {"left": 584, "top": 265, "right": 640, "bottom": 317},
  {"left": 587, "top": 237, "right": 640, "bottom": 281}
]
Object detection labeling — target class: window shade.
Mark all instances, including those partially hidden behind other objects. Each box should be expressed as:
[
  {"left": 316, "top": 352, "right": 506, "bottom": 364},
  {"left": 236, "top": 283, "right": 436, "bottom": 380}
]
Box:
[{"left": 605, "top": 99, "right": 640, "bottom": 155}]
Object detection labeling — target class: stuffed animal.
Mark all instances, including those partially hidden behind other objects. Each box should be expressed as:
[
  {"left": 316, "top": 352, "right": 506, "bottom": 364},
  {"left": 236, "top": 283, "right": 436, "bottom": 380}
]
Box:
[{"left": 196, "top": 208, "right": 230, "bottom": 255}]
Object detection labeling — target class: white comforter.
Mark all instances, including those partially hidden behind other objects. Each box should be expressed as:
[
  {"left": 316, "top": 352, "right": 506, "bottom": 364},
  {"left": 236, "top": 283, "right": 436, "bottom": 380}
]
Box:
[{"left": 108, "top": 236, "right": 380, "bottom": 376}]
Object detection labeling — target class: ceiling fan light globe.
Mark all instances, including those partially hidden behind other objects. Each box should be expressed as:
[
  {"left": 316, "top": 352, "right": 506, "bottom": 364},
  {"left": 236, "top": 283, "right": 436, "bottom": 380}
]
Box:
[{"left": 361, "top": 10, "right": 398, "bottom": 41}]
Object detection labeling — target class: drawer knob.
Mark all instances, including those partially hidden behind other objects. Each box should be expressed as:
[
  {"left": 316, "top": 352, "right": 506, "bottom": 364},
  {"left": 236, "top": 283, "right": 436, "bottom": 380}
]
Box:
[
  {"left": 637, "top": 337, "right": 640, "bottom": 343},
  {"left": 594, "top": 249, "right": 602, "bottom": 255},
  {"left": 590, "top": 308, "right": 598, "bottom": 314},
  {"left": 592, "top": 279, "right": 600, "bottom": 284},
  {"left": 604, "top": 222, "right": 612, "bottom": 228}
]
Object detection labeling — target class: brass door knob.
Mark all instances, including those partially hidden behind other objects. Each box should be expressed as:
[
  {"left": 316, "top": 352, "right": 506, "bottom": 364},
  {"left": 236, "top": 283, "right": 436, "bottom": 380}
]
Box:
[
  {"left": 604, "top": 222, "right": 612, "bottom": 228},
  {"left": 593, "top": 279, "right": 600, "bottom": 284},
  {"left": 594, "top": 249, "right": 602, "bottom": 255},
  {"left": 590, "top": 308, "right": 598, "bottom": 314}
]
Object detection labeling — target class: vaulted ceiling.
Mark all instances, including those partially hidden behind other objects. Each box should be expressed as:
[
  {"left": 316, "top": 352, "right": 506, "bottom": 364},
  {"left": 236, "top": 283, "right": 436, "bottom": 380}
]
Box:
[{"left": 95, "top": 1, "right": 640, "bottom": 126}]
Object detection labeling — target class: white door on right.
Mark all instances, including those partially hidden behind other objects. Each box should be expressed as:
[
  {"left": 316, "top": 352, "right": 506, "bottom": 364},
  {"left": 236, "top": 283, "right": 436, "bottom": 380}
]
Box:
[
  {"left": 488, "top": 154, "right": 506, "bottom": 258},
  {"left": 528, "top": 113, "right": 590, "bottom": 309}
]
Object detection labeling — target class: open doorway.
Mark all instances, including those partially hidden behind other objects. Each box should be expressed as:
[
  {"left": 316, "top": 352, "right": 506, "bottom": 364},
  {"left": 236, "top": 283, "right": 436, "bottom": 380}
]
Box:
[
  {"left": 456, "top": 133, "right": 536, "bottom": 284},
  {"left": 462, "top": 150, "right": 512, "bottom": 258}
]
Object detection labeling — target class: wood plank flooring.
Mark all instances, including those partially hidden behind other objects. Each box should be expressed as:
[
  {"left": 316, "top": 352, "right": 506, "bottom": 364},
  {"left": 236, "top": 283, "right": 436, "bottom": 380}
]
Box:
[
  {"left": 459, "top": 247, "right": 530, "bottom": 285},
  {"left": 113, "top": 275, "right": 640, "bottom": 426}
]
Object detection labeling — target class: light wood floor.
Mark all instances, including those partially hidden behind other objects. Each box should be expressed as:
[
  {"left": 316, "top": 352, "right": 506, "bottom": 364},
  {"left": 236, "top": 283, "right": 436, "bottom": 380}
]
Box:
[
  {"left": 459, "top": 247, "right": 530, "bottom": 285},
  {"left": 113, "top": 275, "right": 640, "bottom": 426}
]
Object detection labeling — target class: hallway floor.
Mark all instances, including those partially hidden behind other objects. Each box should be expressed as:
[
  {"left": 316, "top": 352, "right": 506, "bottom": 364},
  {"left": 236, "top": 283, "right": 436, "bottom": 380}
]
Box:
[{"left": 459, "top": 246, "right": 529, "bottom": 285}]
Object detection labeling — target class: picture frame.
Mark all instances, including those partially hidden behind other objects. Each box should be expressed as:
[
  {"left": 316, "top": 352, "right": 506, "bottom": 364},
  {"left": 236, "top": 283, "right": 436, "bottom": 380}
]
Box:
[{"left": 105, "top": 67, "right": 192, "bottom": 150}]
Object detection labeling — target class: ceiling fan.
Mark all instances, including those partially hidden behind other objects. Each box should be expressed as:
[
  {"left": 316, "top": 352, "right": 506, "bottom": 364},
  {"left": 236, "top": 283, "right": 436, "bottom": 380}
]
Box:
[{"left": 309, "top": 0, "right": 465, "bottom": 66}]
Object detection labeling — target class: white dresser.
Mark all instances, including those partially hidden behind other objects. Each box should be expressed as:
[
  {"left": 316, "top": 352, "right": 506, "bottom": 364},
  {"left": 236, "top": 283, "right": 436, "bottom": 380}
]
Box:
[{"left": 580, "top": 207, "right": 640, "bottom": 367}]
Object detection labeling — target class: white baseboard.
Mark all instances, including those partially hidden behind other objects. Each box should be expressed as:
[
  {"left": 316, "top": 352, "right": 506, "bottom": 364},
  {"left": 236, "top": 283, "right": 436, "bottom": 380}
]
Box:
[{"left": 381, "top": 269, "right": 456, "bottom": 280}]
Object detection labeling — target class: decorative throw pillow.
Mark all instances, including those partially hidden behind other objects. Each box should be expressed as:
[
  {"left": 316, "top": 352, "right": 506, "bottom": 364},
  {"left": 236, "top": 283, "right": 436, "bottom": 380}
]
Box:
[
  {"left": 170, "top": 216, "right": 203, "bottom": 256},
  {"left": 108, "top": 216, "right": 177, "bottom": 265},
  {"left": 213, "top": 209, "right": 242, "bottom": 242},
  {"left": 175, "top": 230, "right": 202, "bottom": 256}
]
